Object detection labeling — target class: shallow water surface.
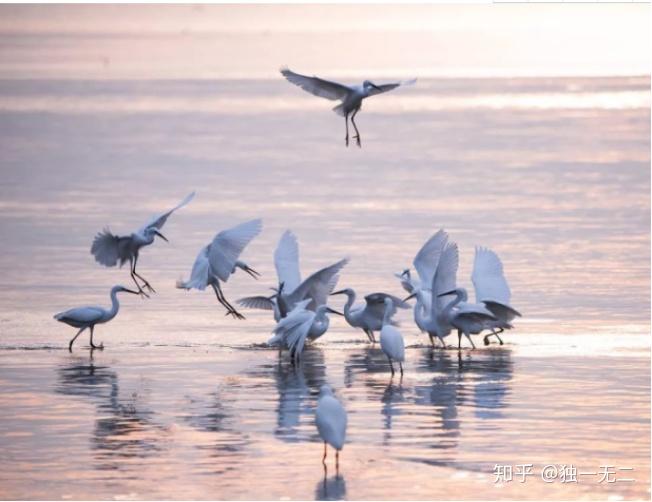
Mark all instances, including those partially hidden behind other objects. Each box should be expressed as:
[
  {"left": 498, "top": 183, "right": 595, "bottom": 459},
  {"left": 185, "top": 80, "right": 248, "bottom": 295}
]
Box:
[{"left": 0, "top": 75, "right": 649, "bottom": 499}]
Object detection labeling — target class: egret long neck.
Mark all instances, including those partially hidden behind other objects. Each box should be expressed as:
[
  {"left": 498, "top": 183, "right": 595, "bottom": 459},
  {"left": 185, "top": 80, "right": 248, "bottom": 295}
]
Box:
[
  {"left": 342, "top": 291, "right": 356, "bottom": 321},
  {"left": 382, "top": 303, "right": 393, "bottom": 326},
  {"left": 442, "top": 290, "right": 463, "bottom": 321},
  {"left": 106, "top": 288, "right": 122, "bottom": 321}
]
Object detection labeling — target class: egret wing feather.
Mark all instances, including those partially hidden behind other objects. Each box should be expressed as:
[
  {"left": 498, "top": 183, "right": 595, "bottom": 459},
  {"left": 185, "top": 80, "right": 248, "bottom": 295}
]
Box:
[
  {"left": 55, "top": 306, "right": 104, "bottom": 324},
  {"left": 139, "top": 191, "right": 195, "bottom": 233},
  {"left": 471, "top": 246, "right": 511, "bottom": 304},
  {"left": 287, "top": 259, "right": 348, "bottom": 309},
  {"left": 364, "top": 293, "right": 409, "bottom": 321},
  {"left": 177, "top": 246, "right": 210, "bottom": 290},
  {"left": 414, "top": 229, "right": 449, "bottom": 287},
  {"left": 274, "top": 230, "right": 301, "bottom": 292},
  {"left": 91, "top": 228, "right": 132, "bottom": 267},
  {"left": 237, "top": 296, "right": 275, "bottom": 311},
  {"left": 208, "top": 219, "right": 263, "bottom": 282},
  {"left": 431, "top": 242, "right": 459, "bottom": 312},
  {"left": 280, "top": 68, "right": 352, "bottom": 101}
]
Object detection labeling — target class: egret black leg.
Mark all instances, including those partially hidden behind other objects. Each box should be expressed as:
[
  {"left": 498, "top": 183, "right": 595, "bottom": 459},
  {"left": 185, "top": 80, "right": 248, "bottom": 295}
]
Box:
[
  {"left": 344, "top": 113, "right": 349, "bottom": 147},
  {"left": 399, "top": 361, "right": 404, "bottom": 375},
  {"left": 388, "top": 356, "right": 395, "bottom": 375},
  {"left": 495, "top": 328, "right": 505, "bottom": 345},
  {"left": 368, "top": 330, "right": 376, "bottom": 343},
  {"left": 335, "top": 450, "right": 340, "bottom": 472},
  {"left": 69, "top": 327, "right": 86, "bottom": 352},
  {"left": 466, "top": 334, "right": 476, "bottom": 350},
  {"left": 351, "top": 109, "right": 361, "bottom": 147},
  {"left": 458, "top": 329, "right": 463, "bottom": 349},
  {"left": 322, "top": 441, "right": 327, "bottom": 464},
  {"left": 212, "top": 283, "right": 245, "bottom": 320},
  {"left": 89, "top": 325, "right": 103, "bottom": 350},
  {"left": 132, "top": 254, "right": 156, "bottom": 293}
]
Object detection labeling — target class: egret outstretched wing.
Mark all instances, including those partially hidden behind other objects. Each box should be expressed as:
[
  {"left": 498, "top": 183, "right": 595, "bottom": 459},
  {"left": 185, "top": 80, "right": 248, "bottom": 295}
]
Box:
[
  {"left": 367, "top": 78, "right": 417, "bottom": 97},
  {"left": 287, "top": 258, "right": 348, "bottom": 310},
  {"left": 237, "top": 295, "right": 275, "bottom": 311},
  {"left": 280, "top": 68, "right": 352, "bottom": 101},
  {"left": 177, "top": 246, "right": 210, "bottom": 290},
  {"left": 208, "top": 219, "right": 263, "bottom": 282},
  {"left": 90, "top": 228, "right": 132, "bottom": 267},
  {"left": 274, "top": 230, "right": 301, "bottom": 293},
  {"left": 471, "top": 246, "right": 511, "bottom": 305},
  {"left": 139, "top": 191, "right": 195, "bottom": 233},
  {"left": 431, "top": 242, "right": 459, "bottom": 312},
  {"left": 364, "top": 293, "right": 410, "bottom": 320},
  {"left": 414, "top": 229, "right": 449, "bottom": 287}
]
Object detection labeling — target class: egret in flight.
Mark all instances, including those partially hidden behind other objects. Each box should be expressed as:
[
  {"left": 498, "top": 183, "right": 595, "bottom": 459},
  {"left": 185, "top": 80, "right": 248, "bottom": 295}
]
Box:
[
  {"left": 268, "top": 300, "right": 343, "bottom": 361},
  {"left": 379, "top": 297, "right": 405, "bottom": 376},
  {"left": 91, "top": 192, "right": 195, "bottom": 296},
  {"left": 177, "top": 219, "right": 262, "bottom": 319},
  {"left": 471, "top": 246, "right": 522, "bottom": 345},
  {"left": 54, "top": 285, "right": 142, "bottom": 351},
  {"left": 237, "top": 230, "right": 347, "bottom": 319},
  {"left": 315, "top": 385, "right": 347, "bottom": 470},
  {"left": 330, "top": 288, "right": 409, "bottom": 343},
  {"left": 280, "top": 68, "right": 416, "bottom": 147}
]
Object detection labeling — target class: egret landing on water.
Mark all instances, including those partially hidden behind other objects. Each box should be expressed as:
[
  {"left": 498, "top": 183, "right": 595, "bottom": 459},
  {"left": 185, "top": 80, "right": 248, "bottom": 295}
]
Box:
[
  {"left": 380, "top": 297, "right": 405, "bottom": 376},
  {"left": 315, "top": 385, "right": 347, "bottom": 472},
  {"left": 177, "top": 219, "right": 262, "bottom": 319},
  {"left": 91, "top": 192, "right": 195, "bottom": 296},
  {"left": 54, "top": 285, "right": 142, "bottom": 351},
  {"left": 280, "top": 68, "right": 416, "bottom": 148}
]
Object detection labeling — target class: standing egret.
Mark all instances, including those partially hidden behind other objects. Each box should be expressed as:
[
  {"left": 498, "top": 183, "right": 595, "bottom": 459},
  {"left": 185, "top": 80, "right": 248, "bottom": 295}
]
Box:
[
  {"left": 176, "top": 219, "right": 262, "bottom": 319},
  {"left": 438, "top": 288, "right": 496, "bottom": 350},
  {"left": 379, "top": 297, "right": 405, "bottom": 376},
  {"left": 471, "top": 246, "right": 522, "bottom": 345},
  {"left": 91, "top": 192, "right": 195, "bottom": 296},
  {"left": 280, "top": 68, "right": 416, "bottom": 147},
  {"left": 330, "top": 288, "right": 409, "bottom": 343},
  {"left": 269, "top": 300, "right": 343, "bottom": 361},
  {"left": 54, "top": 285, "right": 142, "bottom": 351},
  {"left": 237, "top": 230, "right": 348, "bottom": 318},
  {"left": 315, "top": 385, "right": 347, "bottom": 470}
]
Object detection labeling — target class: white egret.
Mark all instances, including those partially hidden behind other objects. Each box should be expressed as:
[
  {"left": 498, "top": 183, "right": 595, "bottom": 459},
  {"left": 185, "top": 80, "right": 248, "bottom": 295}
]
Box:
[
  {"left": 91, "top": 192, "right": 195, "bottom": 296},
  {"left": 379, "top": 297, "right": 405, "bottom": 376},
  {"left": 280, "top": 68, "right": 416, "bottom": 147},
  {"left": 403, "top": 230, "right": 456, "bottom": 347},
  {"left": 330, "top": 289, "right": 409, "bottom": 343},
  {"left": 237, "top": 230, "right": 348, "bottom": 318},
  {"left": 268, "top": 300, "right": 343, "bottom": 361},
  {"left": 176, "top": 219, "right": 262, "bottom": 319},
  {"left": 54, "top": 285, "right": 142, "bottom": 351},
  {"left": 438, "top": 287, "right": 497, "bottom": 350},
  {"left": 315, "top": 385, "right": 347, "bottom": 469},
  {"left": 471, "top": 246, "right": 522, "bottom": 345}
]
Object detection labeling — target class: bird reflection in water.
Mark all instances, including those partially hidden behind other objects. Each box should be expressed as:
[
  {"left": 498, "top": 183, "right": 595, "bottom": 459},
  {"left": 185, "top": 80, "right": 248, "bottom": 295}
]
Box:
[
  {"left": 55, "top": 353, "right": 162, "bottom": 471},
  {"left": 315, "top": 464, "right": 346, "bottom": 501}
]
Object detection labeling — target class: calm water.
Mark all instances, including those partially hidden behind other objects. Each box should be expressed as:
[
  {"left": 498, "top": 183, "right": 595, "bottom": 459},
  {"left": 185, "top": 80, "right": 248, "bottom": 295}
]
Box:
[{"left": 0, "top": 76, "right": 650, "bottom": 500}]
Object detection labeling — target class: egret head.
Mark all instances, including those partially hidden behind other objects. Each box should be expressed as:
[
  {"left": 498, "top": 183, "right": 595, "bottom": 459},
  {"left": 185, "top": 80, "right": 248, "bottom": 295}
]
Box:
[
  {"left": 113, "top": 285, "right": 141, "bottom": 295},
  {"left": 145, "top": 227, "right": 168, "bottom": 242},
  {"left": 363, "top": 80, "right": 382, "bottom": 92},
  {"left": 330, "top": 288, "right": 353, "bottom": 297}
]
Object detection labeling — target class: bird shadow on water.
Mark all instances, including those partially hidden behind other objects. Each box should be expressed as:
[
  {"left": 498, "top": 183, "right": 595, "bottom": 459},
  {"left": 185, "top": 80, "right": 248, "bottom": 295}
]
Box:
[
  {"left": 55, "top": 352, "right": 163, "bottom": 473},
  {"left": 315, "top": 464, "right": 347, "bottom": 501}
]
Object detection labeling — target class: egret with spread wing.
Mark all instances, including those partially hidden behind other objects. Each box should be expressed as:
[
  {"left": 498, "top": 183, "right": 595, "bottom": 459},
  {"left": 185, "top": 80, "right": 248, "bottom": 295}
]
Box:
[
  {"left": 280, "top": 67, "right": 415, "bottom": 147},
  {"left": 54, "top": 285, "right": 142, "bottom": 351},
  {"left": 91, "top": 192, "right": 195, "bottom": 296},
  {"left": 471, "top": 246, "right": 522, "bottom": 345},
  {"left": 330, "top": 288, "right": 409, "bottom": 343},
  {"left": 237, "top": 230, "right": 347, "bottom": 319},
  {"left": 177, "top": 219, "right": 262, "bottom": 320}
]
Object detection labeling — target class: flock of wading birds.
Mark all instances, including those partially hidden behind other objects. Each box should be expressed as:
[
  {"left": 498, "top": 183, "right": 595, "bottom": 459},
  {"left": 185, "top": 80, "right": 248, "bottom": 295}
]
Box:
[{"left": 53, "top": 191, "right": 522, "bottom": 466}]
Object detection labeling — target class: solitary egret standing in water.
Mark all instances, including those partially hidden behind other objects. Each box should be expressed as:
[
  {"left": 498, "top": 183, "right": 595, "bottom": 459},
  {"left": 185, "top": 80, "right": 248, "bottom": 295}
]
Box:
[
  {"left": 280, "top": 68, "right": 416, "bottom": 147},
  {"left": 177, "top": 219, "right": 262, "bottom": 319},
  {"left": 315, "top": 385, "right": 347, "bottom": 470},
  {"left": 380, "top": 297, "right": 405, "bottom": 376},
  {"left": 54, "top": 285, "right": 142, "bottom": 351},
  {"left": 91, "top": 192, "right": 195, "bottom": 296}
]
